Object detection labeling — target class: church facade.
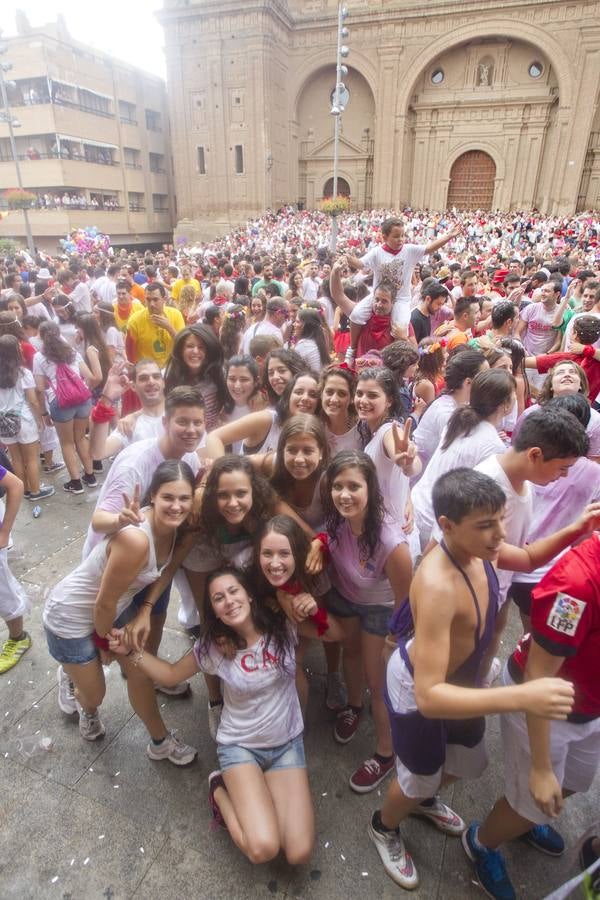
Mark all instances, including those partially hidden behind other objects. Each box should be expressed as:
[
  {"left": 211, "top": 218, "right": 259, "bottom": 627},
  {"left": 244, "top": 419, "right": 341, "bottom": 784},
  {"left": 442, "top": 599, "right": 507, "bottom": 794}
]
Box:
[{"left": 159, "top": 0, "right": 600, "bottom": 240}]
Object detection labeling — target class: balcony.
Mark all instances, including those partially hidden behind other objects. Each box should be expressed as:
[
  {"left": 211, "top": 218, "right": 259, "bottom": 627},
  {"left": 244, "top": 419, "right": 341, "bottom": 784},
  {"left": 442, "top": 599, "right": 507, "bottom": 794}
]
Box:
[{"left": 119, "top": 116, "right": 138, "bottom": 126}]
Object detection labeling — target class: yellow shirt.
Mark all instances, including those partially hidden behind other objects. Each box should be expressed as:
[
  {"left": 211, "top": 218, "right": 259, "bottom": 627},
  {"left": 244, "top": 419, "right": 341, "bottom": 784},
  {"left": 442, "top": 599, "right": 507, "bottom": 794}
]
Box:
[
  {"left": 113, "top": 298, "right": 143, "bottom": 331},
  {"left": 171, "top": 277, "right": 201, "bottom": 305},
  {"left": 126, "top": 305, "right": 185, "bottom": 366}
]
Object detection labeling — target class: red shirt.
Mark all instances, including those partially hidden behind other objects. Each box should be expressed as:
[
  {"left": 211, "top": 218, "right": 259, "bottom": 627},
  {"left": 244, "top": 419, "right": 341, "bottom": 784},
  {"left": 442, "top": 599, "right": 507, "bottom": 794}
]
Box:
[
  {"left": 510, "top": 533, "right": 600, "bottom": 719},
  {"left": 535, "top": 350, "right": 600, "bottom": 403},
  {"left": 19, "top": 340, "right": 36, "bottom": 371}
]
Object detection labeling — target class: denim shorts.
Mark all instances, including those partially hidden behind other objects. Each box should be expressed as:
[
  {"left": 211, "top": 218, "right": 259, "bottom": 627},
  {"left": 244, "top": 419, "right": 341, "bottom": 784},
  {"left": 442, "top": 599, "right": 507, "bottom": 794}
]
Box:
[
  {"left": 49, "top": 398, "right": 92, "bottom": 423},
  {"left": 324, "top": 586, "right": 392, "bottom": 637},
  {"left": 45, "top": 626, "right": 98, "bottom": 665},
  {"left": 217, "top": 733, "right": 306, "bottom": 773}
]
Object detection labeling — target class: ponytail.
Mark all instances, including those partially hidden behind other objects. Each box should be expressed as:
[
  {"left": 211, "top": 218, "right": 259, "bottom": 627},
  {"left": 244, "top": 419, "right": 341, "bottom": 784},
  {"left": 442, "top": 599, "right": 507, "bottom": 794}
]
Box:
[{"left": 442, "top": 369, "right": 515, "bottom": 449}]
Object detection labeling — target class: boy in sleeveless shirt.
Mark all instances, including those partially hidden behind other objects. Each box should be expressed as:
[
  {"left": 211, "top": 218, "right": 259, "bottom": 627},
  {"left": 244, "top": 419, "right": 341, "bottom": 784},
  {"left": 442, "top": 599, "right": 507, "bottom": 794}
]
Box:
[{"left": 368, "top": 468, "right": 599, "bottom": 891}]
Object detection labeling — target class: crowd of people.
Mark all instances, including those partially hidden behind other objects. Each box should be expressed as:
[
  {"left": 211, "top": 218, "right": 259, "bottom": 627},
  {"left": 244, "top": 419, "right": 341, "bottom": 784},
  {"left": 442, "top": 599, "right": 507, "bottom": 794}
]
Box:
[{"left": 0, "top": 205, "right": 600, "bottom": 899}]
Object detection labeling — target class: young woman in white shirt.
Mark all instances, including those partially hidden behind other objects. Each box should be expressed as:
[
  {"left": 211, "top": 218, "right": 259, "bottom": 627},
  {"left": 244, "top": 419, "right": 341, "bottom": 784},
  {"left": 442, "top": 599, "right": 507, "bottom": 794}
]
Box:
[
  {"left": 290, "top": 306, "right": 330, "bottom": 371},
  {"left": 110, "top": 565, "right": 333, "bottom": 866}
]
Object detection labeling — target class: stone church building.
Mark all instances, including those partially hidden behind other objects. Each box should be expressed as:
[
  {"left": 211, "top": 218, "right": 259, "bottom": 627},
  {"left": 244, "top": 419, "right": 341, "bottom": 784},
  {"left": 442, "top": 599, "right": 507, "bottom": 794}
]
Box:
[{"left": 159, "top": 0, "right": 600, "bottom": 240}]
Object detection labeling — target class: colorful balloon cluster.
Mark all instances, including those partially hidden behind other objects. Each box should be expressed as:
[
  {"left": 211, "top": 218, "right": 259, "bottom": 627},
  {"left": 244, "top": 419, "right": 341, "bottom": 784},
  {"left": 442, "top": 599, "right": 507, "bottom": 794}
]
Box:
[{"left": 59, "top": 226, "right": 111, "bottom": 256}]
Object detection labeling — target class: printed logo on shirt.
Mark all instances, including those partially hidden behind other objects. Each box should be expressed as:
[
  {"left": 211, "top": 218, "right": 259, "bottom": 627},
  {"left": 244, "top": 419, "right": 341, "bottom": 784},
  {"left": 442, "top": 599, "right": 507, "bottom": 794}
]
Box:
[
  {"left": 240, "top": 646, "right": 279, "bottom": 673},
  {"left": 546, "top": 593, "right": 587, "bottom": 636}
]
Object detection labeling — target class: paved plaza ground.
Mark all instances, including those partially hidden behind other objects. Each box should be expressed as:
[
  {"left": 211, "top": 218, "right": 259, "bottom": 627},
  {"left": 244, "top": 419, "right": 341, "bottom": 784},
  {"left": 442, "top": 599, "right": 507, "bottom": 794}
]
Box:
[{"left": 1, "top": 474, "right": 598, "bottom": 899}]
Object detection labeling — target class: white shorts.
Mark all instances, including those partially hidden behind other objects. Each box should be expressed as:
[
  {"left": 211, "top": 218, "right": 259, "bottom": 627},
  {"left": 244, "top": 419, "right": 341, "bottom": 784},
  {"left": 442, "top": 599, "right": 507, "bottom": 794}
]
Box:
[
  {"left": 501, "top": 665, "right": 600, "bottom": 824},
  {"left": 0, "top": 549, "right": 30, "bottom": 622},
  {"left": 349, "top": 293, "right": 411, "bottom": 328}
]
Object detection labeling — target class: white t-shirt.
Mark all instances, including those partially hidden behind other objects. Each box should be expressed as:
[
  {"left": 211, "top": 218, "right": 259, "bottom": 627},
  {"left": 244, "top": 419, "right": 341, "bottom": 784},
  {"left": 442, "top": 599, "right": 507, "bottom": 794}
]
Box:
[
  {"left": 0, "top": 368, "right": 38, "bottom": 445},
  {"left": 301, "top": 277, "right": 320, "bottom": 302},
  {"left": 241, "top": 320, "right": 283, "bottom": 355},
  {"left": 413, "top": 421, "right": 506, "bottom": 543},
  {"left": 364, "top": 421, "right": 410, "bottom": 526},
  {"left": 111, "top": 412, "right": 165, "bottom": 451},
  {"left": 325, "top": 422, "right": 360, "bottom": 456},
  {"left": 293, "top": 338, "right": 323, "bottom": 371},
  {"left": 82, "top": 437, "right": 201, "bottom": 557},
  {"left": 193, "top": 627, "right": 302, "bottom": 749},
  {"left": 92, "top": 276, "right": 117, "bottom": 304},
  {"left": 474, "top": 454, "right": 532, "bottom": 603},
  {"left": 33, "top": 351, "right": 86, "bottom": 405},
  {"left": 413, "top": 394, "right": 458, "bottom": 469},
  {"left": 70, "top": 281, "right": 92, "bottom": 313},
  {"left": 44, "top": 516, "right": 174, "bottom": 639},
  {"left": 329, "top": 517, "right": 406, "bottom": 607},
  {"left": 105, "top": 326, "right": 125, "bottom": 357},
  {"left": 360, "top": 243, "right": 427, "bottom": 305}
]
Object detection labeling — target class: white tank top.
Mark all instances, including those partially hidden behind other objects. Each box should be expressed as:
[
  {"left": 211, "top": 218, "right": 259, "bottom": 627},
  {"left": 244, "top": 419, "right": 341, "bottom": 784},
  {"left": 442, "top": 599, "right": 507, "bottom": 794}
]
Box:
[
  {"left": 44, "top": 514, "right": 175, "bottom": 639},
  {"left": 242, "top": 409, "right": 281, "bottom": 455}
]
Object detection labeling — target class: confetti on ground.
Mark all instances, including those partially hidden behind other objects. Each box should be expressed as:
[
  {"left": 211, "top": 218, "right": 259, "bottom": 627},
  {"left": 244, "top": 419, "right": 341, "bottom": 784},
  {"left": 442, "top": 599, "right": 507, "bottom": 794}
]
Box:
[
  {"left": 324, "top": 842, "right": 330, "bottom": 849},
  {"left": 83, "top": 858, "right": 90, "bottom": 866},
  {"left": 113, "top": 771, "right": 120, "bottom": 776},
  {"left": 89, "top": 768, "right": 94, "bottom": 773},
  {"left": 140, "top": 847, "right": 145, "bottom": 854},
  {"left": 98, "top": 835, "right": 105, "bottom": 840},
  {"left": 340, "top": 853, "right": 346, "bottom": 861},
  {"left": 70, "top": 859, "right": 75, "bottom": 867},
  {"left": 113, "top": 785, "right": 120, "bottom": 789},
  {"left": 51, "top": 876, "right": 59, "bottom": 884},
  {"left": 361, "top": 872, "right": 368, "bottom": 877}
]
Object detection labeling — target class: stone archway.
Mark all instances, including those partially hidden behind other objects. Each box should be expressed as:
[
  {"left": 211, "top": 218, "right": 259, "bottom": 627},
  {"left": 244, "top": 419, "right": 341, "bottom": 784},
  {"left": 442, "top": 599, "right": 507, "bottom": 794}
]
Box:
[
  {"left": 447, "top": 151, "right": 497, "bottom": 209},
  {"left": 323, "top": 176, "right": 351, "bottom": 198}
]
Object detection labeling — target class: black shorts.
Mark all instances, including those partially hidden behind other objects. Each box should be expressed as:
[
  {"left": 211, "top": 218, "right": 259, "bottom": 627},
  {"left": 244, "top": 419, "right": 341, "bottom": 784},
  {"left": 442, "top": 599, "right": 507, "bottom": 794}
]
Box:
[{"left": 510, "top": 582, "right": 534, "bottom": 616}]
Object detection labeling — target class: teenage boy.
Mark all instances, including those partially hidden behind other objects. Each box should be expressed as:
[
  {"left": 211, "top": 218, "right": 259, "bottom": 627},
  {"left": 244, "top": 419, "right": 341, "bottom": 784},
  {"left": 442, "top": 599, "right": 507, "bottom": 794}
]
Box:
[
  {"left": 368, "top": 468, "right": 599, "bottom": 890},
  {"left": 344, "top": 216, "right": 461, "bottom": 354},
  {"left": 435, "top": 296, "right": 480, "bottom": 351},
  {"left": 463, "top": 531, "right": 600, "bottom": 900}
]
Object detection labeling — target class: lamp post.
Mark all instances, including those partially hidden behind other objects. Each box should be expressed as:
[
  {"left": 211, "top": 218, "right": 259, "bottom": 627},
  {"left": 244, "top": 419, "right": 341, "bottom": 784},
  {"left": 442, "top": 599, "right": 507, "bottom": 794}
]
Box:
[
  {"left": 0, "top": 44, "right": 36, "bottom": 255},
  {"left": 329, "top": 4, "right": 349, "bottom": 253}
]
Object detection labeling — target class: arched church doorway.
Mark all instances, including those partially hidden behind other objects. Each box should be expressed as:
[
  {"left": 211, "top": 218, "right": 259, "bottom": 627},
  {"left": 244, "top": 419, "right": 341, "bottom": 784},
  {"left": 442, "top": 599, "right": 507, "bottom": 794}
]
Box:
[
  {"left": 323, "top": 177, "right": 351, "bottom": 198},
  {"left": 447, "top": 151, "right": 496, "bottom": 209}
]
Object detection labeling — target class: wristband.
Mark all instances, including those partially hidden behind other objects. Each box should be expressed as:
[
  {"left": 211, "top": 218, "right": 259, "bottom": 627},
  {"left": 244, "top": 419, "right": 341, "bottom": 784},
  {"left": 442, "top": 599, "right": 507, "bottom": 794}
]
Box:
[
  {"left": 583, "top": 345, "right": 595, "bottom": 358},
  {"left": 92, "top": 630, "right": 110, "bottom": 650},
  {"left": 309, "top": 607, "right": 330, "bottom": 636},
  {"left": 91, "top": 401, "right": 116, "bottom": 424},
  {"left": 314, "top": 531, "right": 330, "bottom": 560},
  {"left": 141, "top": 600, "right": 154, "bottom": 610}
]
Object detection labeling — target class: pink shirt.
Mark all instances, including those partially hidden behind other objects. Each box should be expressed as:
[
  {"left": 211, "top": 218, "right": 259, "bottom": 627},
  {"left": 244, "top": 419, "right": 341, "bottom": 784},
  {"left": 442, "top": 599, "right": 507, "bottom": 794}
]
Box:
[
  {"left": 519, "top": 302, "right": 557, "bottom": 355},
  {"left": 329, "top": 517, "right": 406, "bottom": 607}
]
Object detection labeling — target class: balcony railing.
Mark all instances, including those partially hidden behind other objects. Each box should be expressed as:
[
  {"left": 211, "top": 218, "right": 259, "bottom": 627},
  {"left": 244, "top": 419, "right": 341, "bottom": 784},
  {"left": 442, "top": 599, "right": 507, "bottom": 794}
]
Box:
[
  {"left": 0, "top": 200, "right": 125, "bottom": 212},
  {"left": 0, "top": 152, "right": 119, "bottom": 166},
  {"left": 129, "top": 204, "right": 146, "bottom": 212},
  {"left": 53, "top": 98, "right": 114, "bottom": 119},
  {"left": 119, "top": 116, "right": 138, "bottom": 126},
  {"left": 153, "top": 207, "right": 169, "bottom": 213},
  {"left": 124, "top": 162, "right": 142, "bottom": 169},
  {"left": 150, "top": 167, "right": 166, "bottom": 174}
]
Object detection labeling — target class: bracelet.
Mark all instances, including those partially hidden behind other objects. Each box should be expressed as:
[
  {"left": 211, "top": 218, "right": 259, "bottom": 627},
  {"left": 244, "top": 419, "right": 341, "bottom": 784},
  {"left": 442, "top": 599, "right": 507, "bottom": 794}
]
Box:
[
  {"left": 132, "top": 652, "right": 144, "bottom": 667},
  {"left": 92, "top": 630, "right": 110, "bottom": 650},
  {"left": 91, "top": 401, "right": 116, "bottom": 424},
  {"left": 141, "top": 601, "right": 154, "bottom": 610}
]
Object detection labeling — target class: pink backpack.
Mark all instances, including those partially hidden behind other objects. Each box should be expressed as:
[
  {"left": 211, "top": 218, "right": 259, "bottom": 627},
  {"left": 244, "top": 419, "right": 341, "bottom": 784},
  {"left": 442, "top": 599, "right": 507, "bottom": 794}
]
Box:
[{"left": 54, "top": 362, "right": 92, "bottom": 408}]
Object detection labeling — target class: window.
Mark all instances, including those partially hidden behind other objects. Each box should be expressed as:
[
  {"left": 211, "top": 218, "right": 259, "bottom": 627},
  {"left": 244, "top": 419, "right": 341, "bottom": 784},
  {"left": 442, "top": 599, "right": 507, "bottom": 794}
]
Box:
[
  {"left": 128, "top": 191, "right": 145, "bottom": 212},
  {"left": 197, "top": 146, "right": 206, "bottom": 175},
  {"left": 152, "top": 193, "right": 169, "bottom": 212},
  {"left": 119, "top": 100, "right": 137, "bottom": 125},
  {"left": 78, "top": 89, "right": 112, "bottom": 117},
  {"left": 528, "top": 61, "right": 543, "bottom": 78},
  {"left": 123, "top": 147, "right": 141, "bottom": 169},
  {"left": 149, "top": 152, "right": 165, "bottom": 173},
  {"left": 145, "top": 109, "right": 162, "bottom": 132},
  {"left": 431, "top": 69, "right": 444, "bottom": 85},
  {"left": 234, "top": 144, "right": 244, "bottom": 174}
]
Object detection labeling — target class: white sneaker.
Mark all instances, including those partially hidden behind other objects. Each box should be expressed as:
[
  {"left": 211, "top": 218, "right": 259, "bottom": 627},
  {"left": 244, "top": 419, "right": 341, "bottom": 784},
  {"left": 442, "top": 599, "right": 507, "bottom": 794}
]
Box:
[
  {"left": 57, "top": 665, "right": 77, "bottom": 715},
  {"left": 368, "top": 821, "right": 419, "bottom": 890},
  {"left": 154, "top": 680, "right": 191, "bottom": 697},
  {"left": 146, "top": 730, "right": 197, "bottom": 766},
  {"left": 207, "top": 701, "right": 223, "bottom": 741},
  {"left": 411, "top": 796, "right": 465, "bottom": 835},
  {"left": 75, "top": 700, "right": 105, "bottom": 741},
  {"left": 482, "top": 656, "right": 502, "bottom": 688},
  {"left": 326, "top": 671, "right": 347, "bottom": 711}
]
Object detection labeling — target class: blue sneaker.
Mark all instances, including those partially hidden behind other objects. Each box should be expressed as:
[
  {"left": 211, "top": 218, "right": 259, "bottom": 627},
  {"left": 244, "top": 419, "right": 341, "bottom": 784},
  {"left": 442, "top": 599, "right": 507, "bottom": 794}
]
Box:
[
  {"left": 519, "top": 824, "right": 564, "bottom": 857},
  {"left": 462, "top": 823, "right": 516, "bottom": 900}
]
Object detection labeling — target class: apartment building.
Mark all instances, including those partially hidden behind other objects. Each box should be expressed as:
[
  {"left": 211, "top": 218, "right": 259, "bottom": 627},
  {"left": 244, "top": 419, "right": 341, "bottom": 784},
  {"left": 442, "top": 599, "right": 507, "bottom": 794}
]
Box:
[{"left": 0, "top": 15, "right": 175, "bottom": 253}]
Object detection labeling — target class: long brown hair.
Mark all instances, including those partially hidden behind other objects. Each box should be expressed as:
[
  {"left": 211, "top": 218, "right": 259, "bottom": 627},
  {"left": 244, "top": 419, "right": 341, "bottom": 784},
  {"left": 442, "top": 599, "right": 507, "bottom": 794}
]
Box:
[
  {"left": 39, "top": 321, "right": 75, "bottom": 364},
  {"left": 0, "top": 334, "right": 23, "bottom": 389},
  {"left": 442, "top": 369, "right": 516, "bottom": 450},
  {"left": 270, "top": 414, "right": 329, "bottom": 494}
]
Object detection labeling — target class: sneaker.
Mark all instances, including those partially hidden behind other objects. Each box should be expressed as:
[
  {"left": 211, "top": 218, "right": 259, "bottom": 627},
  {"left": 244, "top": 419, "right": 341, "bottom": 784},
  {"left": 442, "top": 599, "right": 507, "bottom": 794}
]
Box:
[
  {"left": 350, "top": 755, "right": 395, "bottom": 794},
  {"left": 63, "top": 479, "right": 84, "bottom": 495},
  {"left": 208, "top": 770, "right": 228, "bottom": 830},
  {"left": 326, "top": 671, "right": 347, "bottom": 711},
  {"left": 92, "top": 459, "right": 104, "bottom": 473},
  {"left": 43, "top": 461, "right": 65, "bottom": 474},
  {"left": 75, "top": 700, "right": 105, "bottom": 741},
  {"left": 482, "top": 657, "right": 502, "bottom": 688},
  {"left": 368, "top": 819, "right": 419, "bottom": 890},
  {"left": 411, "top": 796, "right": 465, "bottom": 835},
  {"left": 208, "top": 701, "right": 223, "bottom": 741},
  {"left": 57, "top": 665, "right": 77, "bottom": 714},
  {"left": 82, "top": 473, "right": 98, "bottom": 488},
  {"left": 462, "top": 822, "right": 516, "bottom": 900},
  {"left": 519, "top": 824, "right": 564, "bottom": 856},
  {"left": 27, "top": 485, "right": 55, "bottom": 501},
  {"left": 334, "top": 705, "right": 361, "bottom": 744},
  {"left": 0, "top": 632, "right": 32, "bottom": 674},
  {"left": 146, "top": 730, "right": 197, "bottom": 766},
  {"left": 24, "top": 490, "right": 32, "bottom": 500},
  {"left": 155, "top": 680, "right": 192, "bottom": 698}
]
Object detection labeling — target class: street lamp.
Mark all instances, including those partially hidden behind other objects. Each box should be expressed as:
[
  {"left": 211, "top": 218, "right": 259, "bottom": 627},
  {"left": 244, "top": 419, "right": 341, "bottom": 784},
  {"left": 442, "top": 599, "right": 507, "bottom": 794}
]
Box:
[
  {"left": 0, "top": 45, "right": 36, "bottom": 255},
  {"left": 329, "top": 4, "right": 350, "bottom": 252}
]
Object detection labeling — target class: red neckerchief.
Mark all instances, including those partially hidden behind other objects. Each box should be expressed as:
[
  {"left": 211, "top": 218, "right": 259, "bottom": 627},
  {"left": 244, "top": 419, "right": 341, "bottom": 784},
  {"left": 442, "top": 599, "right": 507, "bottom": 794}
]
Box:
[
  {"left": 382, "top": 243, "right": 402, "bottom": 256},
  {"left": 356, "top": 314, "right": 391, "bottom": 356}
]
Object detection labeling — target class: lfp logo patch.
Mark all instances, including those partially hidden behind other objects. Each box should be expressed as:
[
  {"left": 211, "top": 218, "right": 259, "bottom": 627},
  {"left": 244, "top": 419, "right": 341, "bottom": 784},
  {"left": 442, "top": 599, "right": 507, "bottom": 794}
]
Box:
[{"left": 546, "top": 593, "right": 586, "bottom": 636}]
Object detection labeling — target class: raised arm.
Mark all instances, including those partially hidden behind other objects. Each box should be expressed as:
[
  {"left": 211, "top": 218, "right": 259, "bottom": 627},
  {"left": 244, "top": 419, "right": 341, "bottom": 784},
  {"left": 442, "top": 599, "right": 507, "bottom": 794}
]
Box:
[
  {"left": 424, "top": 224, "right": 462, "bottom": 255},
  {"left": 211, "top": 409, "right": 275, "bottom": 449},
  {"left": 497, "top": 503, "right": 600, "bottom": 573}
]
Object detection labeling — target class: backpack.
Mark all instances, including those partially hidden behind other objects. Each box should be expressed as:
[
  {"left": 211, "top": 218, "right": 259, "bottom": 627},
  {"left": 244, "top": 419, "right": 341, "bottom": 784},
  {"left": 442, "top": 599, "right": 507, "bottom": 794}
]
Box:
[{"left": 54, "top": 362, "right": 91, "bottom": 409}]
